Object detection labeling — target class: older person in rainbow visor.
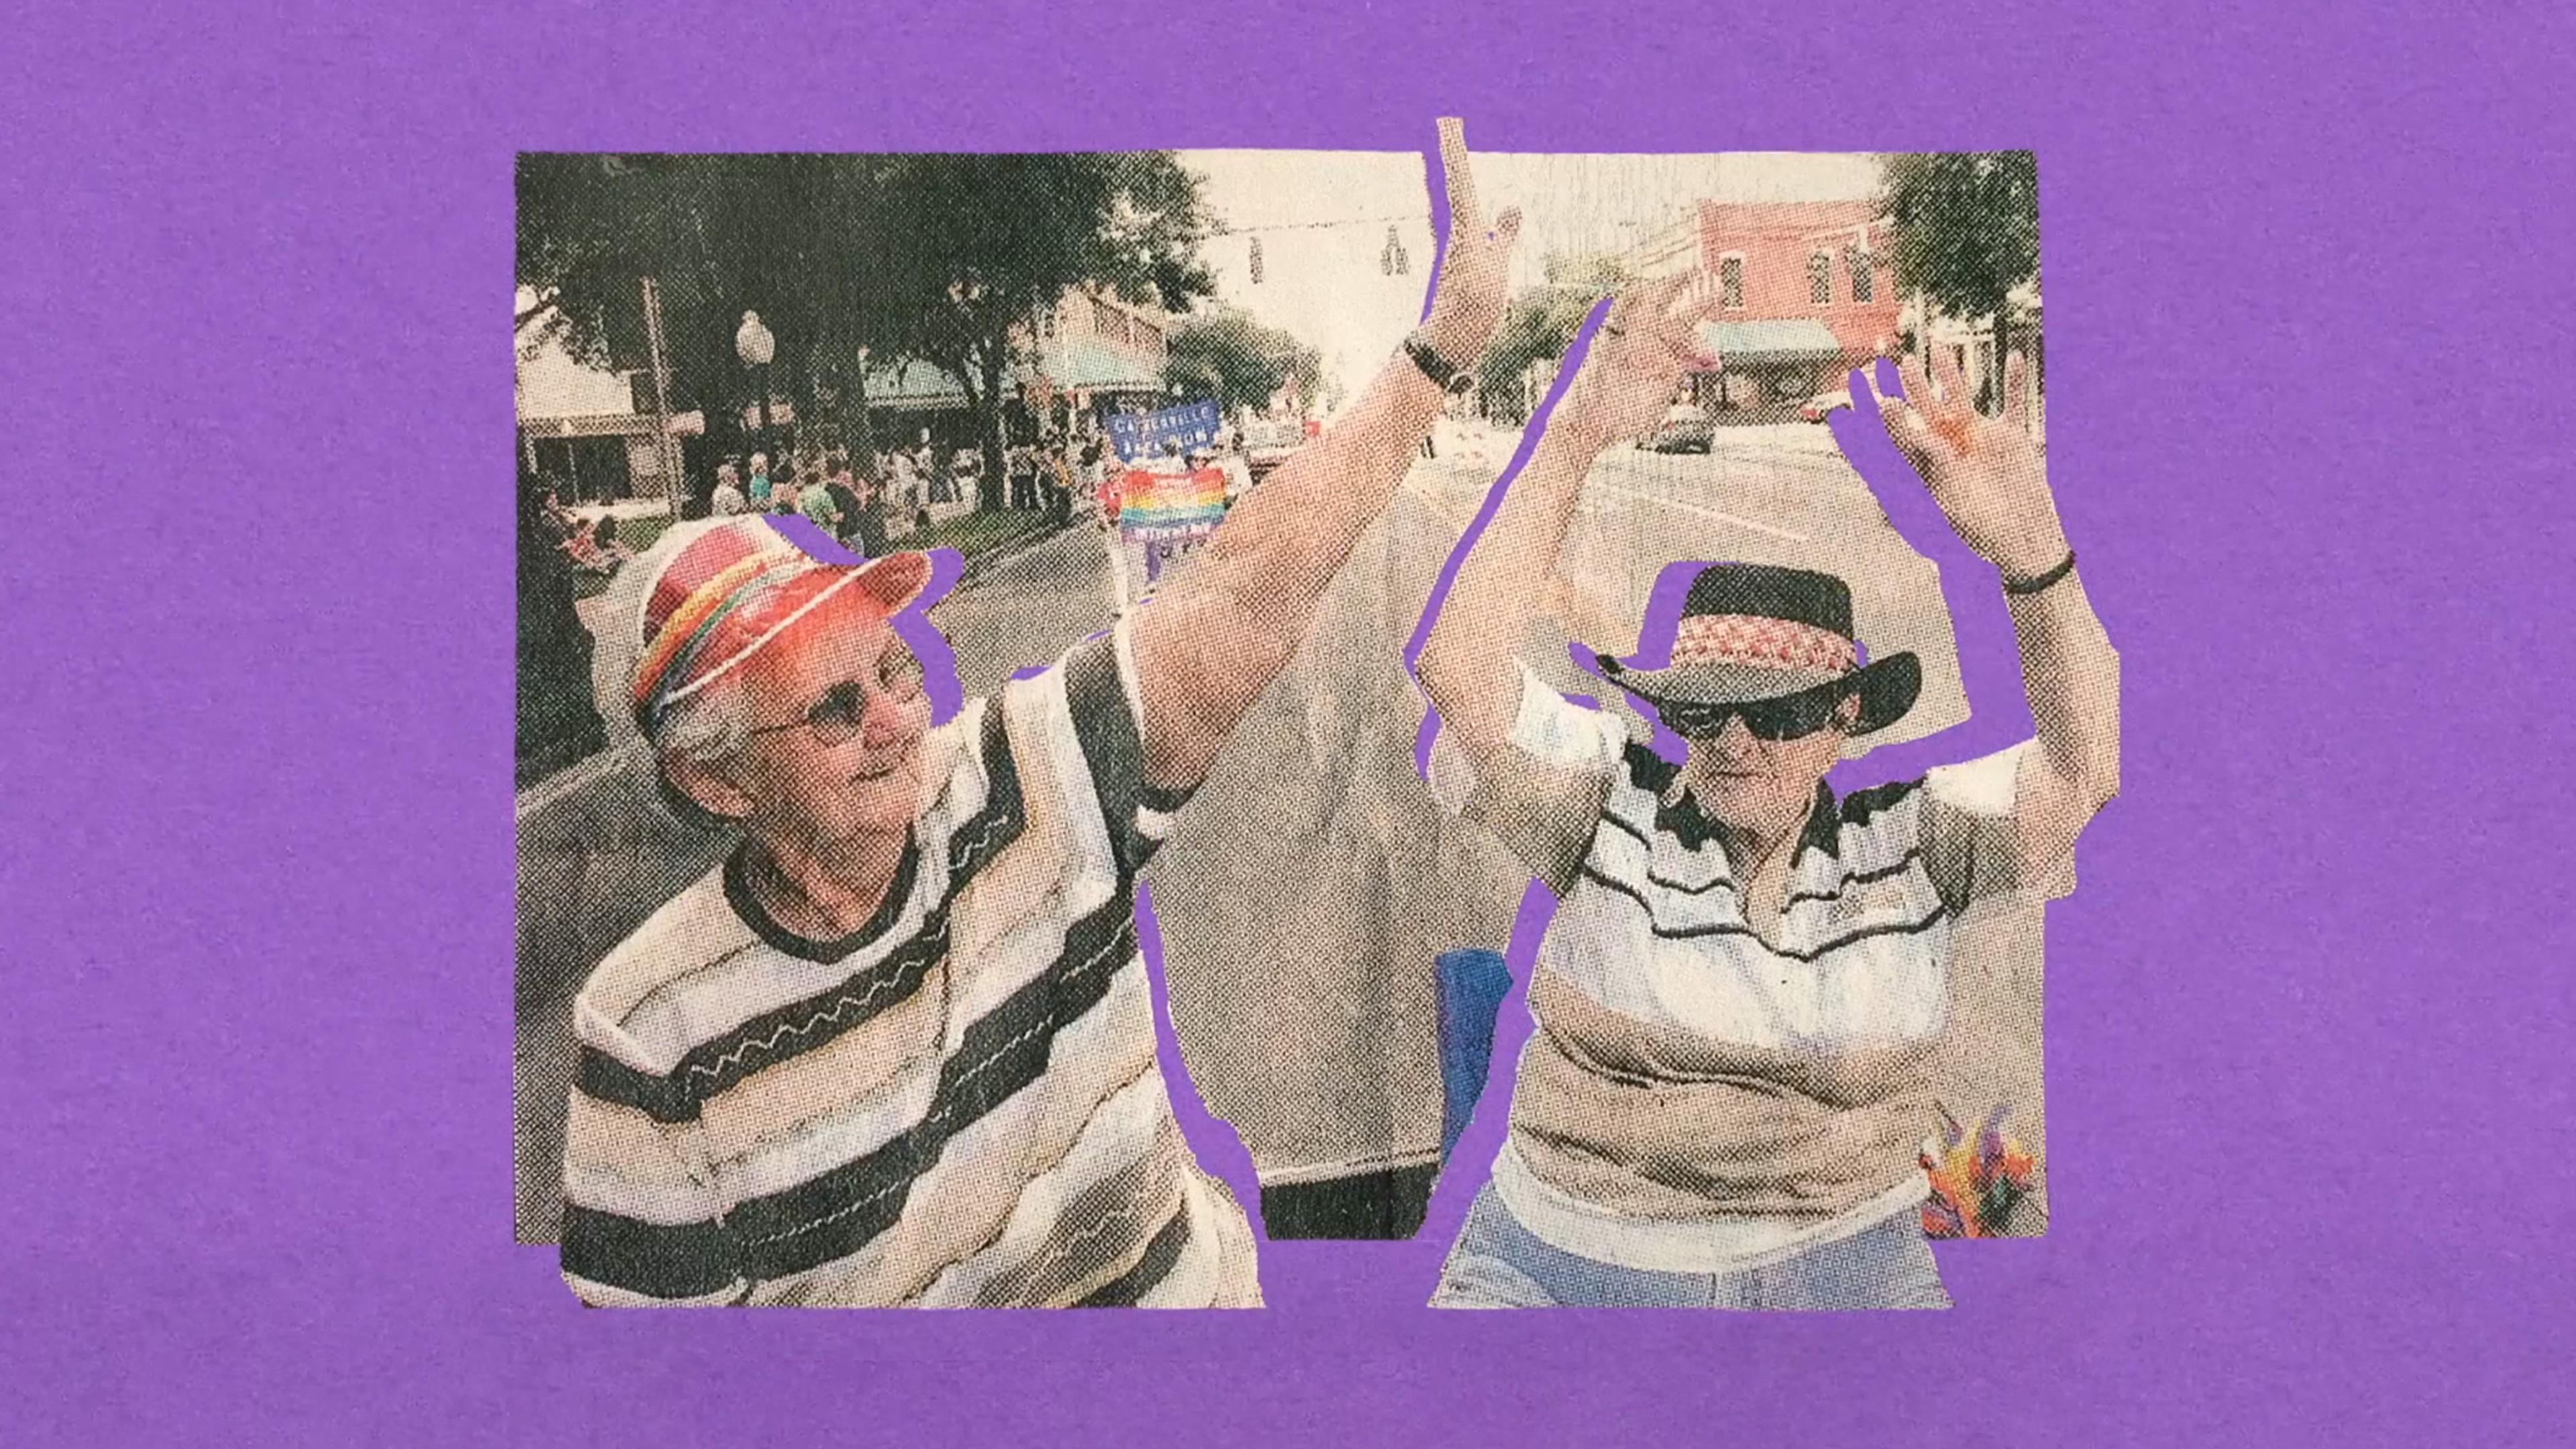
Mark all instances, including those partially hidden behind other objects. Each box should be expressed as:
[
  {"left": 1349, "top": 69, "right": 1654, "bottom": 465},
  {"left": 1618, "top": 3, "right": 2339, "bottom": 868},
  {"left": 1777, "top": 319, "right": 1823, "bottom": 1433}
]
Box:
[
  {"left": 1415, "top": 274, "right": 2119, "bottom": 1309},
  {"left": 557, "top": 119, "right": 1523, "bottom": 1309}
]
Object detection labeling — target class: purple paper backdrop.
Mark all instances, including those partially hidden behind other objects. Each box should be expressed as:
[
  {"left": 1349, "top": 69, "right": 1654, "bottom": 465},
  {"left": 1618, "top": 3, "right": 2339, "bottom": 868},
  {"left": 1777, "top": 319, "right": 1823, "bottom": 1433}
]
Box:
[{"left": 7, "top": 3, "right": 2573, "bottom": 1444}]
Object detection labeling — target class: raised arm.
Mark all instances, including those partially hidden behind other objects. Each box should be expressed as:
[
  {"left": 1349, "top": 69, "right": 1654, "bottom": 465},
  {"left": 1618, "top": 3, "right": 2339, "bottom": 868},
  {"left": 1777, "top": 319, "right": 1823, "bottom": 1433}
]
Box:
[
  {"left": 1417, "top": 271, "right": 1724, "bottom": 767},
  {"left": 1860, "top": 347, "right": 2121, "bottom": 875},
  {"left": 1128, "top": 118, "right": 1520, "bottom": 790}
]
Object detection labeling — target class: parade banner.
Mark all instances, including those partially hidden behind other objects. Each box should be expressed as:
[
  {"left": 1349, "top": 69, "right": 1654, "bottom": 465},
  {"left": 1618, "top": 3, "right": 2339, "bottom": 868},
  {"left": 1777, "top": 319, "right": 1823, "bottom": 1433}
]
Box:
[
  {"left": 1117, "top": 466, "right": 1228, "bottom": 541},
  {"left": 1106, "top": 399, "right": 1222, "bottom": 463}
]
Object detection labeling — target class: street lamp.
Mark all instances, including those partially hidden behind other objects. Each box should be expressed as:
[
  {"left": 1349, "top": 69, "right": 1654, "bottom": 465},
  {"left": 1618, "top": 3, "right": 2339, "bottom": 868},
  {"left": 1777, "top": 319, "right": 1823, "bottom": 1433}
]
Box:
[{"left": 735, "top": 310, "right": 776, "bottom": 449}]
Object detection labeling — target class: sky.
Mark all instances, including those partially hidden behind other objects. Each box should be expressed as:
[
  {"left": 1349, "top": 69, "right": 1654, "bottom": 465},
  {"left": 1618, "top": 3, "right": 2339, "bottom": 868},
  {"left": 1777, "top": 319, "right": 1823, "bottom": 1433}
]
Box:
[{"left": 1179, "top": 150, "right": 1884, "bottom": 405}]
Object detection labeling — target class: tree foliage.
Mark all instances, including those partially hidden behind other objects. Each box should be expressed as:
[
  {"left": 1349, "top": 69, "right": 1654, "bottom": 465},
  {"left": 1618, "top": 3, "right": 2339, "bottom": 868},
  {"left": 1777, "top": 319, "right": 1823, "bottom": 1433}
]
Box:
[
  {"left": 515, "top": 152, "right": 1216, "bottom": 507},
  {"left": 1880, "top": 151, "right": 2040, "bottom": 369},
  {"left": 1477, "top": 253, "right": 1633, "bottom": 422},
  {"left": 871, "top": 152, "right": 1214, "bottom": 506},
  {"left": 1161, "top": 305, "right": 1322, "bottom": 417}
]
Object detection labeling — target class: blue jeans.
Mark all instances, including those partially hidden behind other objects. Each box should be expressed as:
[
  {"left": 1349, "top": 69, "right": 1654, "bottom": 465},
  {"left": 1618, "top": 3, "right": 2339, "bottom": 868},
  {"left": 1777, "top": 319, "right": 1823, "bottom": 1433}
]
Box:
[{"left": 1430, "top": 1183, "right": 1951, "bottom": 1311}]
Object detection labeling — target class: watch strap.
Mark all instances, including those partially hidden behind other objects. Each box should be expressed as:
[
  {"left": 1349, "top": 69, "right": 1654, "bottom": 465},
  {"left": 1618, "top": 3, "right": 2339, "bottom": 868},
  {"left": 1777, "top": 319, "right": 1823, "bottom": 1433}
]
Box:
[{"left": 1404, "top": 331, "right": 1474, "bottom": 393}]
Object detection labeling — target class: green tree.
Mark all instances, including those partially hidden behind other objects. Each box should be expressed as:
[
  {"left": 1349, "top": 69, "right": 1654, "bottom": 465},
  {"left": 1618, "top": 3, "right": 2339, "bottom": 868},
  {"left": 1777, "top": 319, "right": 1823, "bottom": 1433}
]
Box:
[
  {"left": 1879, "top": 151, "right": 2040, "bottom": 411},
  {"left": 516, "top": 152, "right": 1215, "bottom": 511},
  {"left": 874, "top": 152, "right": 1216, "bottom": 508},
  {"left": 516, "top": 154, "right": 908, "bottom": 478},
  {"left": 1162, "top": 305, "right": 1322, "bottom": 417}
]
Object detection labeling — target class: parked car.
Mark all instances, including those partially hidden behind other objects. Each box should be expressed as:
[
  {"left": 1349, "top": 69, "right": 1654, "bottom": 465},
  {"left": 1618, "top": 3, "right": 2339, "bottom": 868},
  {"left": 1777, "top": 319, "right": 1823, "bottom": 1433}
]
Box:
[
  {"left": 1643, "top": 403, "right": 1714, "bottom": 453},
  {"left": 1798, "top": 388, "right": 1851, "bottom": 423},
  {"left": 1242, "top": 418, "right": 1309, "bottom": 476}
]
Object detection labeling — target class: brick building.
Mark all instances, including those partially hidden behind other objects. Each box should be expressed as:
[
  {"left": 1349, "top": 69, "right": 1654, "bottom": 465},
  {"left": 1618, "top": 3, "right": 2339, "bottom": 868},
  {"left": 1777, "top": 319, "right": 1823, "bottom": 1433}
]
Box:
[
  {"left": 1635, "top": 199, "right": 1900, "bottom": 420},
  {"left": 1627, "top": 195, "right": 2041, "bottom": 435}
]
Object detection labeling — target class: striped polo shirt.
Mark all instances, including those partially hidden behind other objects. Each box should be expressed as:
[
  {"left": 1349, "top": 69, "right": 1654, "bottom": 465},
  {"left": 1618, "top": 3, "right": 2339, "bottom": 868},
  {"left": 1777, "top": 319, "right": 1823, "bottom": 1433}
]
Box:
[
  {"left": 1428, "top": 667, "right": 2065, "bottom": 1269},
  {"left": 559, "top": 620, "right": 1263, "bottom": 1307}
]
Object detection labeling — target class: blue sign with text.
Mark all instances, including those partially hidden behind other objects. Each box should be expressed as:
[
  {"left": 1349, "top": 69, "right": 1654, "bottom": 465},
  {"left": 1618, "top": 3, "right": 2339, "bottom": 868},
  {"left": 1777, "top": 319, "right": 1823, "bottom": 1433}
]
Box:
[{"left": 1104, "top": 399, "right": 1221, "bottom": 463}]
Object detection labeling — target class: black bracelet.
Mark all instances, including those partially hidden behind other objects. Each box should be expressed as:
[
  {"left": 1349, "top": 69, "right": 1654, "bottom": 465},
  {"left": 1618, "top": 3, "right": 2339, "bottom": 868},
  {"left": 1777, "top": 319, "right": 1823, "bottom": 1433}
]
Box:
[
  {"left": 1403, "top": 331, "right": 1478, "bottom": 396},
  {"left": 2002, "top": 549, "right": 2078, "bottom": 597}
]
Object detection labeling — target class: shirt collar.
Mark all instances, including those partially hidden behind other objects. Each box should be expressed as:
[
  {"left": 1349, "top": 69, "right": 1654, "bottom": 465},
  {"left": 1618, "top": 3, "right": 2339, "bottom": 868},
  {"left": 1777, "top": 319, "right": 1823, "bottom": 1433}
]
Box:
[{"left": 1652, "top": 776, "right": 1841, "bottom": 865}]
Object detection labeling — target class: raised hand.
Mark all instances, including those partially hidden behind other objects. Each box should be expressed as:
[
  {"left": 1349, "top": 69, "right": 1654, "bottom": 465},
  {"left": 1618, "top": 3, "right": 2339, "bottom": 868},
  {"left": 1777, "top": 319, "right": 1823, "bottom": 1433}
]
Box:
[
  {"left": 1554, "top": 271, "right": 1725, "bottom": 445},
  {"left": 1854, "top": 347, "right": 2065, "bottom": 578},
  {"left": 1418, "top": 117, "right": 1523, "bottom": 369}
]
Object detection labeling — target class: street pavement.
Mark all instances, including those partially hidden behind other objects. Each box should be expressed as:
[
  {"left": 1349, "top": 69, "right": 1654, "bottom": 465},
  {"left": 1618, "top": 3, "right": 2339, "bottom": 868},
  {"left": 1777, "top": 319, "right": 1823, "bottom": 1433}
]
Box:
[{"left": 922, "top": 521, "right": 1122, "bottom": 698}]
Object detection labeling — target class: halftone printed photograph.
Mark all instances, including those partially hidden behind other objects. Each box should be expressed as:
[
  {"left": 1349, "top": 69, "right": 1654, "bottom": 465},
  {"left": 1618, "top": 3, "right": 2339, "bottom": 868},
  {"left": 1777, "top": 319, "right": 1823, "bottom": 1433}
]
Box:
[{"left": 512, "top": 125, "right": 2098, "bottom": 1310}]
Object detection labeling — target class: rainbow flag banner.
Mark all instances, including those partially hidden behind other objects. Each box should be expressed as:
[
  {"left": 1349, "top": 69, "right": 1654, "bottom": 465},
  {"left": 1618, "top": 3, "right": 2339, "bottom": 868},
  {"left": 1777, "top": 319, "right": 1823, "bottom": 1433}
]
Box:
[{"left": 1118, "top": 467, "right": 1227, "bottom": 542}]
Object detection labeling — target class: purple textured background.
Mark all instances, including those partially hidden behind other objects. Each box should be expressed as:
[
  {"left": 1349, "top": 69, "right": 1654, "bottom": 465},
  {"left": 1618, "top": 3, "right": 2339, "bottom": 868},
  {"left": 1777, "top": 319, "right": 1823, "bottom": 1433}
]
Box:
[{"left": 7, "top": 3, "right": 2570, "bottom": 1444}]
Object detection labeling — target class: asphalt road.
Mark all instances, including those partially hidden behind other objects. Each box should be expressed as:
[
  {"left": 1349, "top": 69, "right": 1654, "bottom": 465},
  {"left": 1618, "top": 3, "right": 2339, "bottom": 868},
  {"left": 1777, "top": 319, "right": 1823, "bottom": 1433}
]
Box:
[{"left": 924, "top": 522, "right": 1123, "bottom": 696}]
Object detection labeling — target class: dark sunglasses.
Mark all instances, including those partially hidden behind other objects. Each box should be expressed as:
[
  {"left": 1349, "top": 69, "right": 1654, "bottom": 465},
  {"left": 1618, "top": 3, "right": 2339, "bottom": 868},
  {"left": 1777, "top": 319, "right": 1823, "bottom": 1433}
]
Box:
[
  {"left": 1654, "top": 684, "right": 1850, "bottom": 743},
  {"left": 746, "top": 644, "right": 927, "bottom": 747}
]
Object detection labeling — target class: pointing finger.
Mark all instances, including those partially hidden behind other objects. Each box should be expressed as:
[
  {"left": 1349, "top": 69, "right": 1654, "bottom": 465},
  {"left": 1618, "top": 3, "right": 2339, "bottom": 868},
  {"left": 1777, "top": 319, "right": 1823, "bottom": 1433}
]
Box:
[
  {"left": 1642, "top": 270, "right": 1693, "bottom": 316},
  {"left": 1665, "top": 275, "right": 1724, "bottom": 364},
  {"left": 1605, "top": 272, "right": 1675, "bottom": 333}
]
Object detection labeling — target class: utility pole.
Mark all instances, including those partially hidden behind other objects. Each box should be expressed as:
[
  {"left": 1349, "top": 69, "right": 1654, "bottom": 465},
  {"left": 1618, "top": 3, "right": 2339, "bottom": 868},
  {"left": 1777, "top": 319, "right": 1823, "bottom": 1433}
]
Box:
[{"left": 640, "top": 274, "right": 686, "bottom": 517}]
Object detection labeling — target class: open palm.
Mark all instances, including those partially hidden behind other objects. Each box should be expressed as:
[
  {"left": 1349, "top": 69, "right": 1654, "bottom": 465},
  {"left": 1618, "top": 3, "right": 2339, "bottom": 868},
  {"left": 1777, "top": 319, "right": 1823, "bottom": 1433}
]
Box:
[
  {"left": 1419, "top": 118, "right": 1523, "bottom": 367},
  {"left": 1556, "top": 272, "right": 1724, "bottom": 443},
  {"left": 1853, "top": 346, "right": 2064, "bottom": 577}
]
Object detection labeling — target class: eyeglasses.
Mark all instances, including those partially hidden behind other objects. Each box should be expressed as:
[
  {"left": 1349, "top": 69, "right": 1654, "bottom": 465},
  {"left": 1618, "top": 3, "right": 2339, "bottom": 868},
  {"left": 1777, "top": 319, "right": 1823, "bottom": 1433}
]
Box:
[
  {"left": 1655, "top": 686, "right": 1849, "bottom": 743},
  {"left": 746, "top": 644, "right": 927, "bottom": 747}
]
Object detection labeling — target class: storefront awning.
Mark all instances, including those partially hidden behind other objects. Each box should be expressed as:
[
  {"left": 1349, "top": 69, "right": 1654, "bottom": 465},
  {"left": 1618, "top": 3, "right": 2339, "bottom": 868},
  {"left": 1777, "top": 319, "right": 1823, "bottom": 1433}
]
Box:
[
  {"left": 862, "top": 360, "right": 971, "bottom": 411},
  {"left": 1693, "top": 319, "right": 1848, "bottom": 365},
  {"left": 859, "top": 342, "right": 1166, "bottom": 414}
]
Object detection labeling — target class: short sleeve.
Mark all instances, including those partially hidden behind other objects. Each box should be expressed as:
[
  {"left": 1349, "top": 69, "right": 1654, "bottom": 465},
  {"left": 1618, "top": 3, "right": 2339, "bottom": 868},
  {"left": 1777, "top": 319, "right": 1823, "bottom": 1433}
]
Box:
[
  {"left": 559, "top": 1020, "right": 746, "bottom": 1307},
  {"left": 1919, "top": 738, "right": 2075, "bottom": 913},
  {"left": 1423, "top": 664, "right": 1622, "bottom": 894}
]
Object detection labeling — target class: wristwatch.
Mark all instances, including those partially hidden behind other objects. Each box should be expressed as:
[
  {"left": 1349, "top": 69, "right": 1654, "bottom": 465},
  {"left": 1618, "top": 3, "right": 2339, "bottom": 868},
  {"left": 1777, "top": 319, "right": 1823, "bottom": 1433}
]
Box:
[{"left": 1404, "top": 329, "right": 1480, "bottom": 396}]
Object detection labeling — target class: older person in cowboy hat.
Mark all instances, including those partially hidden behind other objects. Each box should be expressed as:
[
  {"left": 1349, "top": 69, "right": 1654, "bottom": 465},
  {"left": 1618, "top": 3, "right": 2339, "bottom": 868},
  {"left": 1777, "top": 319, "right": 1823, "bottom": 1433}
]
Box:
[
  {"left": 1415, "top": 273, "right": 2118, "bottom": 1309},
  {"left": 555, "top": 118, "right": 1524, "bottom": 1309}
]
